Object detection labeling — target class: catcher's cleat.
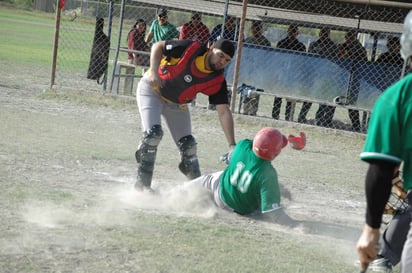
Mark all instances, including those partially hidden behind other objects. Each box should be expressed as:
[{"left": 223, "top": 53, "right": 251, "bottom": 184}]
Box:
[
  {"left": 134, "top": 181, "right": 155, "bottom": 194},
  {"left": 288, "top": 132, "right": 306, "bottom": 150},
  {"left": 134, "top": 173, "right": 154, "bottom": 193}
]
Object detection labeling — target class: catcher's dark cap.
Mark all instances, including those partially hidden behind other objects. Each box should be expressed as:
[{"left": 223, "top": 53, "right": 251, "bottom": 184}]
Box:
[
  {"left": 214, "top": 39, "right": 235, "bottom": 58},
  {"left": 157, "top": 8, "right": 168, "bottom": 16}
]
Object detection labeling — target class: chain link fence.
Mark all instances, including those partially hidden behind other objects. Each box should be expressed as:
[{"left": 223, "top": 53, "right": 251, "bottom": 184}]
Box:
[{"left": 54, "top": 0, "right": 409, "bottom": 133}]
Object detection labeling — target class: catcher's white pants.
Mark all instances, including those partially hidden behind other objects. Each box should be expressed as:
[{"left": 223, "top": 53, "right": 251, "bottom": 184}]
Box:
[{"left": 136, "top": 76, "right": 191, "bottom": 144}]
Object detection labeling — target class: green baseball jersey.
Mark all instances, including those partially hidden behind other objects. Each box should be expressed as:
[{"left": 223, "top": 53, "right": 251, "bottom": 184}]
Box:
[
  {"left": 360, "top": 73, "right": 412, "bottom": 190},
  {"left": 150, "top": 20, "right": 179, "bottom": 43},
  {"left": 220, "top": 139, "right": 281, "bottom": 215}
]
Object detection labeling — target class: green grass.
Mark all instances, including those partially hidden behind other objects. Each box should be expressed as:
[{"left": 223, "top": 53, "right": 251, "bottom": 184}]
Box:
[
  {"left": 11, "top": 186, "right": 75, "bottom": 203},
  {"left": 38, "top": 90, "right": 136, "bottom": 109},
  {"left": 0, "top": 7, "right": 56, "bottom": 65},
  {"left": 0, "top": 5, "right": 105, "bottom": 71}
]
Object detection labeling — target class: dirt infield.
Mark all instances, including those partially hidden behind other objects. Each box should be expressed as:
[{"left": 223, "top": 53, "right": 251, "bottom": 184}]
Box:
[{"left": 1, "top": 86, "right": 392, "bottom": 272}]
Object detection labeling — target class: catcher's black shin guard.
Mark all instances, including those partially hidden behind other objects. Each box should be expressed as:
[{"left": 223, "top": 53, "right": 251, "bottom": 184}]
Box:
[
  {"left": 135, "top": 125, "right": 163, "bottom": 190},
  {"left": 177, "top": 135, "right": 201, "bottom": 179}
]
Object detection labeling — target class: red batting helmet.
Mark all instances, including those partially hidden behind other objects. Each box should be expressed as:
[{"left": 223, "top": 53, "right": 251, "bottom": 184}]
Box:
[
  {"left": 253, "top": 127, "right": 288, "bottom": 161},
  {"left": 288, "top": 132, "right": 306, "bottom": 150}
]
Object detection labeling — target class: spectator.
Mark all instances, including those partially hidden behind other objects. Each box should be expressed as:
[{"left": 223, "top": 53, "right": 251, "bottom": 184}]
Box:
[
  {"left": 240, "top": 21, "right": 271, "bottom": 116},
  {"left": 356, "top": 10, "right": 412, "bottom": 273},
  {"left": 134, "top": 39, "right": 236, "bottom": 192},
  {"left": 276, "top": 25, "right": 306, "bottom": 51},
  {"left": 209, "top": 16, "right": 239, "bottom": 46},
  {"left": 245, "top": 20, "right": 271, "bottom": 47},
  {"left": 145, "top": 8, "right": 179, "bottom": 45},
  {"left": 377, "top": 36, "right": 403, "bottom": 66},
  {"left": 338, "top": 30, "right": 368, "bottom": 60},
  {"left": 127, "top": 19, "right": 149, "bottom": 66},
  {"left": 179, "top": 13, "right": 211, "bottom": 107},
  {"left": 179, "top": 12, "right": 210, "bottom": 45},
  {"left": 207, "top": 16, "right": 238, "bottom": 110},
  {"left": 338, "top": 30, "right": 368, "bottom": 132},
  {"left": 299, "top": 27, "right": 338, "bottom": 127},
  {"left": 181, "top": 127, "right": 297, "bottom": 226},
  {"left": 308, "top": 27, "right": 337, "bottom": 57},
  {"left": 272, "top": 25, "right": 306, "bottom": 121}
]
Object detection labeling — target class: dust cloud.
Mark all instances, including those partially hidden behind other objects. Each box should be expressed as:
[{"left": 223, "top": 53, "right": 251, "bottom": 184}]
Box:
[{"left": 21, "top": 179, "right": 220, "bottom": 230}]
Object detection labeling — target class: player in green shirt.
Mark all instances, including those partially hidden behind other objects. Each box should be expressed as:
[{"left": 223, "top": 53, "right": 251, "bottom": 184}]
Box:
[
  {"left": 185, "top": 127, "right": 297, "bottom": 226},
  {"left": 356, "top": 10, "right": 412, "bottom": 273}
]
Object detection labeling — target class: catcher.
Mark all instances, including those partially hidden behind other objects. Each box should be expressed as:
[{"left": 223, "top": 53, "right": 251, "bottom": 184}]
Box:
[
  {"left": 134, "top": 38, "right": 236, "bottom": 192},
  {"left": 183, "top": 127, "right": 298, "bottom": 226}
]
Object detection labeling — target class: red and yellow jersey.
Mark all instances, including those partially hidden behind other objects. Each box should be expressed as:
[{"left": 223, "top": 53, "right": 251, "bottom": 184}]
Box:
[{"left": 157, "top": 40, "right": 229, "bottom": 105}]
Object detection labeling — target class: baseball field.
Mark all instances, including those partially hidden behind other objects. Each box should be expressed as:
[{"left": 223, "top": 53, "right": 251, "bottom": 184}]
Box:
[{"left": 0, "top": 6, "right": 398, "bottom": 273}]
